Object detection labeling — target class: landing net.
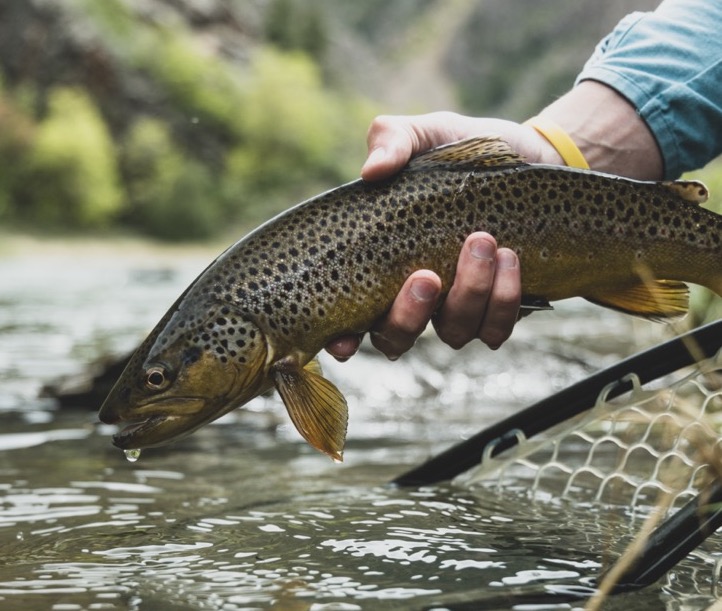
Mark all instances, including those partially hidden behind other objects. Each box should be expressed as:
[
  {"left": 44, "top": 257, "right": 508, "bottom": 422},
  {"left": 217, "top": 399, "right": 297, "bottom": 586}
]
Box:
[{"left": 457, "top": 347, "right": 722, "bottom": 514}]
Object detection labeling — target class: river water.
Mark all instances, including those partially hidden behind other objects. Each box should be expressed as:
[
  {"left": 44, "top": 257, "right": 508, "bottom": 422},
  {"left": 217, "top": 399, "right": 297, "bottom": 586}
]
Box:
[{"left": 1, "top": 241, "right": 720, "bottom": 610}]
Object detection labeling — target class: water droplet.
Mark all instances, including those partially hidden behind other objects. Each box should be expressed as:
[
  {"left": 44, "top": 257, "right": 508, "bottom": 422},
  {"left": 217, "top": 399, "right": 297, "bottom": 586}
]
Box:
[{"left": 124, "top": 448, "right": 141, "bottom": 463}]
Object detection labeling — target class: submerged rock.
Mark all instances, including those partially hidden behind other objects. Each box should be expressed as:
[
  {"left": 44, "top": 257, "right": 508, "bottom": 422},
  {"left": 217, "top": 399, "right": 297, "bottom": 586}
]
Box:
[{"left": 41, "top": 352, "right": 132, "bottom": 410}]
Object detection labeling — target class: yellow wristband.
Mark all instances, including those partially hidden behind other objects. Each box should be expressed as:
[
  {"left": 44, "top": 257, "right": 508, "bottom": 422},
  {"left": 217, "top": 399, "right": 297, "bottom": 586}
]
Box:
[{"left": 524, "top": 116, "right": 589, "bottom": 170}]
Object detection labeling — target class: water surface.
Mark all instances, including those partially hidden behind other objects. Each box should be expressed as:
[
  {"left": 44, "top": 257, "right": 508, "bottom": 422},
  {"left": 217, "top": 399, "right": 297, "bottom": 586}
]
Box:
[{"left": 1, "top": 244, "right": 719, "bottom": 610}]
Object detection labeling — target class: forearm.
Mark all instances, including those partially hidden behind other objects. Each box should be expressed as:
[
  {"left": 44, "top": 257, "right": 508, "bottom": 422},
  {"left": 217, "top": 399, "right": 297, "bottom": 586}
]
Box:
[{"left": 534, "top": 80, "right": 664, "bottom": 180}]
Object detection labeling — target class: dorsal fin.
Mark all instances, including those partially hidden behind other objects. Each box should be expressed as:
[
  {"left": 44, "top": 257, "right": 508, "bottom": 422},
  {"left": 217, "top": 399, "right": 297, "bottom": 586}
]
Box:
[
  {"left": 407, "top": 136, "right": 526, "bottom": 172},
  {"left": 661, "top": 180, "right": 708, "bottom": 204}
]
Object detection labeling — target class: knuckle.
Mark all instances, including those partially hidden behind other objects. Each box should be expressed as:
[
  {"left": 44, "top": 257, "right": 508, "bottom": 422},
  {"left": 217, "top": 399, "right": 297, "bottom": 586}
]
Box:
[
  {"left": 492, "top": 290, "right": 521, "bottom": 309},
  {"left": 368, "top": 114, "right": 398, "bottom": 137},
  {"left": 460, "top": 279, "right": 494, "bottom": 300}
]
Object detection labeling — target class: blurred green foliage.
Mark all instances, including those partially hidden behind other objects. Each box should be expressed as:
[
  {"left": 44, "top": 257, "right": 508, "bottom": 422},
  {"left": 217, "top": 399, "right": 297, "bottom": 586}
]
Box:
[
  {"left": 9, "top": 88, "right": 123, "bottom": 229},
  {"left": 224, "top": 49, "right": 373, "bottom": 222},
  {"left": 0, "top": 0, "right": 375, "bottom": 240},
  {"left": 0, "top": 94, "right": 33, "bottom": 221},
  {"left": 121, "top": 118, "right": 220, "bottom": 240},
  {"left": 265, "top": 0, "right": 328, "bottom": 61}
]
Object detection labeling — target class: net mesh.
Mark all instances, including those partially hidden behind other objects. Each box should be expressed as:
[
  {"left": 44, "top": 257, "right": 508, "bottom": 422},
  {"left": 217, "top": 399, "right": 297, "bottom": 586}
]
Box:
[{"left": 457, "top": 347, "right": 722, "bottom": 514}]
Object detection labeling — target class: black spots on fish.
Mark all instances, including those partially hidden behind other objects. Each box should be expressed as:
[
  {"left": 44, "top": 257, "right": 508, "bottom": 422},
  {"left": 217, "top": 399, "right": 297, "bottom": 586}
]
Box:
[
  {"left": 461, "top": 190, "right": 477, "bottom": 207},
  {"left": 182, "top": 346, "right": 202, "bottom": 366}
]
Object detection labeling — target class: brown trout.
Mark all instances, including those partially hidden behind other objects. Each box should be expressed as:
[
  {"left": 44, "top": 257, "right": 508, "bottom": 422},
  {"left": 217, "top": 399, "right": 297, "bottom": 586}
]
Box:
[{"left": 98, "top": 137, "right": 722, "bottom": 460}]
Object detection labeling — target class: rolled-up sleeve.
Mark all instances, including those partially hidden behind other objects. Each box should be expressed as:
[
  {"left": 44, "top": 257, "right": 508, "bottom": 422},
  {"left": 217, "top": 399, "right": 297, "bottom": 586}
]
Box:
[{"left": 576, "top": 0, "right": 722, "bottom": 179}]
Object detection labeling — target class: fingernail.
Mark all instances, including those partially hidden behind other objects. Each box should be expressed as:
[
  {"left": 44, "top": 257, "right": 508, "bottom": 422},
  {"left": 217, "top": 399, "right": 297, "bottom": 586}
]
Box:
[
  {"left": 410, "top": 278, "right": 437, "bottom": 302},
  {"left": 497, "top": 249, "right": 518, "bottom": 269},
  {"left": 470, "top": 237, "right": 495, "bottom": 261}
]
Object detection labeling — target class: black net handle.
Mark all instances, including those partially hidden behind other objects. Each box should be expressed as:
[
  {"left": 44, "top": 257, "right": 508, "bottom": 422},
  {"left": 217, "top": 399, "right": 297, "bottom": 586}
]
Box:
[{"left": 393, "top": 319, "right": 722, "bottom": 487}]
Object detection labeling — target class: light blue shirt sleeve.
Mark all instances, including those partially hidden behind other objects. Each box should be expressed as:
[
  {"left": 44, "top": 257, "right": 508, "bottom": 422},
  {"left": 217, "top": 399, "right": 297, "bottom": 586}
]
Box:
[{"left": 575, "top": 0, "right": 722, "bottom": 179}]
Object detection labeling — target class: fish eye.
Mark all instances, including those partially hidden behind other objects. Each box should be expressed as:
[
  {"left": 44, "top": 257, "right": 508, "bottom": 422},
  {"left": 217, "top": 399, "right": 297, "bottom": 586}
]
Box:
[{"left": 144, "top": 366, "right": 169, "bottom": 391}]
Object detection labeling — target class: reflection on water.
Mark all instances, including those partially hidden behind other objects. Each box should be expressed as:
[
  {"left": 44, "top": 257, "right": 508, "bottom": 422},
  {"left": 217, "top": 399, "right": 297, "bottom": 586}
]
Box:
[
  {"left": 0, "top": 425, "right": 605, "bottom": 611},
  {"left": 0, "top": 247, "right": 719, "bottom": 610}
]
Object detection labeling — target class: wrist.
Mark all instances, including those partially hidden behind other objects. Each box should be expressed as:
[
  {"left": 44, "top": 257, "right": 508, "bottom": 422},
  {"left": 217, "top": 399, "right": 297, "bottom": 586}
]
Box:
[
  {"left": 524, "top": 116, "right": 589, "bottom": 169},
  {"left": 535, "top": 80, "right": 663, "bottom": 180}
]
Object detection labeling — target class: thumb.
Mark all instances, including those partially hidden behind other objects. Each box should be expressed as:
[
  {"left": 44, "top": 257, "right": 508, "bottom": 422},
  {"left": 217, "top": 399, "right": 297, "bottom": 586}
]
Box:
[{"left": 361, "top": 115, "right": 416, "bottom": 181}]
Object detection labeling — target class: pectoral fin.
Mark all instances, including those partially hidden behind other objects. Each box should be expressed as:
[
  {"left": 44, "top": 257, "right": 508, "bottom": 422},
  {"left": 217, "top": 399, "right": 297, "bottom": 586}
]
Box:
[
  {"left": 272, "top": 356, "right": 348, "bottom": 462},
  {"left": 585, "top": 280, "right": 689, "bottom": 320}
]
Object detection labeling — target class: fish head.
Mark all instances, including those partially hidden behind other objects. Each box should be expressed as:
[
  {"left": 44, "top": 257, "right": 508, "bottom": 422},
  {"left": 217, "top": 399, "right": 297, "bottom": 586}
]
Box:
[{"left": 98, "top": 302, "right": 270, "bottom": 449}]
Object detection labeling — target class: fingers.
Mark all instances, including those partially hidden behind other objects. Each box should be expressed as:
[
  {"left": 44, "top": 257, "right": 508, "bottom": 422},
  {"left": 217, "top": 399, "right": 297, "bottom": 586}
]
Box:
[
  {"left": 333, "top": 112, "right": 528, "bottom": 362},
  {"left": 324, "top": 334, "right": 363, "bottom": 362},
  {"left": 323, "top": 271, "right": 443, "bottom": 362},
  {"left": 369, "top": 271, "right": 442, "bottom": 360},
  {"left": 360, "top": 112, "right": 557, "bottom": 183},
  {"left": 478, "top": 249, "right": 522, "bottom": 349},
  {"left": 324, "top": 236, "right": 521, "bottom": 361},
  {"left": 361, "top": 116, "right": 416, "bottom": 181},
  {"left": 369, "top": 233, "right": 521, "bottom": 358},
  {"left": 433, "top": 233, "right": 521, "bottom": 350},
  {"left": 360, "top": 112, "right": 468, "bottom": 182}
]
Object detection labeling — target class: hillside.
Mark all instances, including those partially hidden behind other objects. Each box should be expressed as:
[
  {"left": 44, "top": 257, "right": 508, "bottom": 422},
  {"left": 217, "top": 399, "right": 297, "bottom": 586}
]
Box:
[{"left": 0, "top": 0, "right": 660, "bottom": 239}]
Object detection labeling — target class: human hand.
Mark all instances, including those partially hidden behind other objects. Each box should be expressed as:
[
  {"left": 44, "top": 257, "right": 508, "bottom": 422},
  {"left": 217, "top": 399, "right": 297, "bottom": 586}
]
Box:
[
  {"left": 325, "top": 231, "right": 521, "bottom": 361},
  {"left": 325, "top": 112, "right": 552, "bottom": 361},
  {"left": 359, "top": 111, "right": 564, "bottom": 181}
]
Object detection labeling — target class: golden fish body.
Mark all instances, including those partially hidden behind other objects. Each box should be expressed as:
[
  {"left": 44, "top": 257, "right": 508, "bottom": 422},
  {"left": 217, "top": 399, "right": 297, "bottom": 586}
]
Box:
[{"left": 98, "top": 137, "right": 722, "bottom": 460}]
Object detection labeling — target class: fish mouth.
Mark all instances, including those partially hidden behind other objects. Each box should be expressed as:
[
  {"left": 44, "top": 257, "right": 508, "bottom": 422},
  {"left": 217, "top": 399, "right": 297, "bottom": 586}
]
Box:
[
  {"left": 112, "top": 415, "right": 170, "bottom": 449},
  {"left": 105, "top": 397, "right": 212, "bottom": 449}
]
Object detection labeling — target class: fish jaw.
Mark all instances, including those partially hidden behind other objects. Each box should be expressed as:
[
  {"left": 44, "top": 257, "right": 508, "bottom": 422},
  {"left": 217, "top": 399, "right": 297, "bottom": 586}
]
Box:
[
  {"left": 98, "top": 308, "right": 273, "bottom": 450},
  {"left": 101, "top": 397, "right": 211, "bottom": 449}
]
